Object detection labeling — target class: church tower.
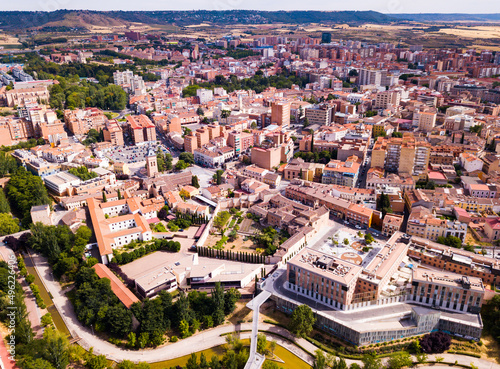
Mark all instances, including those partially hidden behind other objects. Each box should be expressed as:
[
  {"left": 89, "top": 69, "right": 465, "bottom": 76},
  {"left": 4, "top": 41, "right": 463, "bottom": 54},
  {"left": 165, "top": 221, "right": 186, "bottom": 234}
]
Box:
[{"left": 146, "top": 147, "right": 158, "bottom": 177}]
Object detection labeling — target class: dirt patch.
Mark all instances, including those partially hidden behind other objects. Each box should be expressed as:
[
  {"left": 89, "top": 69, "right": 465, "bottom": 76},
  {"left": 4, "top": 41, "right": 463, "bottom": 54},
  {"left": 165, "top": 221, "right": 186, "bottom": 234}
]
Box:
[{"left": 205, "top": 233, "right": 261, "bottom": 254}]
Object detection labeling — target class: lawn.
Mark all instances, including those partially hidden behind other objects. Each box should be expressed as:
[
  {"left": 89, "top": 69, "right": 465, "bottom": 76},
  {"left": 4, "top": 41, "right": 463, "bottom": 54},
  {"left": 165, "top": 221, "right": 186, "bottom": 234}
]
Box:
[{"left": 148, "top": 339, "right": 311, "bottom": 369}]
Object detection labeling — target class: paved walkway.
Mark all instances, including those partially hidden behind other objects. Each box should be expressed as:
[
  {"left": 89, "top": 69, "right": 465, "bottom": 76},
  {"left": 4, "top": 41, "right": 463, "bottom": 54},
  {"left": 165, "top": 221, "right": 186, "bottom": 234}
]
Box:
[
  {"left": 28, "top": 250, "right": 500, "bottom": 368},
  {"left": 0, "top": 245, "right": 42, "bottom": 338}
]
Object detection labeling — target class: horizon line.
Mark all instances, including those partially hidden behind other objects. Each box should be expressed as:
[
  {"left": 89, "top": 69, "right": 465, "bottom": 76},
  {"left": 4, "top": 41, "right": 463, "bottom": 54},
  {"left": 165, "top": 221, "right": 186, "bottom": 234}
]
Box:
[{"left": 0, "top": 9, "right": 499, "bottom": 15}]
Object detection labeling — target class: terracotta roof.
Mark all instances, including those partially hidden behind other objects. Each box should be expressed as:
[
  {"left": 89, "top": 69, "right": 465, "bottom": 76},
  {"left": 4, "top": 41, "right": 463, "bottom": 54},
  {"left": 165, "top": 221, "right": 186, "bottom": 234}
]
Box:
[{"left": 93, "top": 264, "right": 139, "bottom": 308}]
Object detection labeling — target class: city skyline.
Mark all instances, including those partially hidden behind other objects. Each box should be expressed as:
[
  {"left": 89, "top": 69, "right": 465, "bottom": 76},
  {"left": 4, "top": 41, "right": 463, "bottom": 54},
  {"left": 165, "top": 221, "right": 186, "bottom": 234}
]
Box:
[{"left": 2, "top": 0, "right": 500, "bottom": 13}]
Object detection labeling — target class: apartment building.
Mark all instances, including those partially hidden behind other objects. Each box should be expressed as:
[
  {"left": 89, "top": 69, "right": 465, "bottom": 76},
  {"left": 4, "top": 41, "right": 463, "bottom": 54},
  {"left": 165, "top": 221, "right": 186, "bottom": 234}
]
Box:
[
  {"left": 251, "top": 140, "right": 294, "bottom": 170},
  {"left": 271, "top": 101, "right": 291, "bottom": 127},
  {"left": 374, "top": 90, "right": 401, "bottom": 110},
  {"left": 382, "top": 214, "right": 404, "bottom": 237},
  {"left": 408, "top": 235, "right": 500, "bottom": 286},
  {"left": 305, "top": 105, "right": 332, "bottom": 125},
  {"left": 287, "top": 248, "right": 363, "bottom": 309},
  {"left": 322, "top": 156, "right": 360, "bottom": 187},
  {"left": 5, "top": 87, "right": 49, "bottom": 107},
  {"left": 406, "top": 207, "right": 467, "bottom": 241},
  {"left": 285, "top": 181, "right": 374, "bottom": 228},
  {"left": 227, "top": 130, "right": 253, "bottom": 155},
  {"left": 0, "top": 116, "right": 35, "bottom": 146},
  {"left": 371, "top": 134, "right": 430, "bottom": 180},
  {"left": 127, "top": 115, "right": 156, "bottom": 144},
  {"left": 416, "top": 111, "right": 437, "bottom": 132},
  {"left": 194, "top": 145, "right": 234, "bottom": 168},
  {"left": 410, "top": 269, "right": 484, "bottom": 314},
  {"left": 283, "top": 158, "right": 324, "bottom": 182},
  {"left": 64, "top": 108, "right": 107, "bottom": 135},
  {"left": 460, "top": 153, "right": 484, "bottom": 173},
  {"left": 103, "top": 120, "right": 124, "bottom": 146}
]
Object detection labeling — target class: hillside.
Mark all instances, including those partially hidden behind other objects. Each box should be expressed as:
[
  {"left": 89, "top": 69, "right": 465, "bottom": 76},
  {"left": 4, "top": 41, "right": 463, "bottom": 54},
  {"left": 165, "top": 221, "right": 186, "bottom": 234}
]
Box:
[
  {"left": 42, "top": 11, "right": 133, "bottom": 29},
  {"left": 0, "top": 10, "right": 395, "bottom": 30},
  {"left": 391, "top": 13, "right": 500, "bottom": 22}
]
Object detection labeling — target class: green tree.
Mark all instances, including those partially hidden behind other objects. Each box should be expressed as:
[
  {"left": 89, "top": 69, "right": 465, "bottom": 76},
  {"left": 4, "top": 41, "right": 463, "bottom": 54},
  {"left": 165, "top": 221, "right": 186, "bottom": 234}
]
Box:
[
  {"left": 179, "top": 319, "right": 190, "bottom": 338},
  {"left": 175, "top": 160, "right": 189, "bottom": 171},
  {"left": 6, "top": 167, "right": 51, "bottom": 226},
  {"left": 289, "top": 305, "right": 315, "bottom": 338},
  {"left": 0, "top": 190, "right": 11, "bottom": 213},
  {"left": 257, "top": 333, "right": 267, "bottom": 354},
  {"left": 68, "top": 166, "right": 98, "bottom": 181},
  {"left": 196, "top": 107, "right": 205, "bottom": 116},
  {"left": 387, "top": 351, "right": 413, "bottom": 369},
  {"left": 102, "top": 191, "right": 107, "bottom": 203},
  {"left": 43, "top": 327, "right": 69, "bottom": 369},
  {"left": 313, "top": 349, "right": 327, "bottom": 369},
  {"left": 191, "top": 175, "right": 200, "bottom": 188},
  {"left": 212, "top": 281, "right": 225, "bottom": 326},
  {"left": 186, "top": 353, "right": 198, "bottom": 369},
  {"left": 0, "top": 213, "right": 20, "bottom": 236},
  {"left": 361, "top": 353, "right": 382, "bottom": 369},
  {"left": 364, "top": 233, "right": 374, "bottom": 245},
  {"left": 85, "top": 353, "right": 108, "bottom": 369},
  {"left": 179, "top": 152, "right": 195, "bottom": 165}
]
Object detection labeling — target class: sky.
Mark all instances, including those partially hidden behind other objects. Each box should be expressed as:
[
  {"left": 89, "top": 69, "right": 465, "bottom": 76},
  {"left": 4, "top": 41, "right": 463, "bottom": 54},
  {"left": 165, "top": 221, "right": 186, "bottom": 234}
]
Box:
[{"left": 3, "top": 0, "right": 500, "bottom": 13}]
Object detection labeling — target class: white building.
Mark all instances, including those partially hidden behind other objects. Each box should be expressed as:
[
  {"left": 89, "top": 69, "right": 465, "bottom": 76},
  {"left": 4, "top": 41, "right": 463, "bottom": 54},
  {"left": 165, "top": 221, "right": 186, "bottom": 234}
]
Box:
[{"left": 196, "top": 88, "right": 214, "bottom": 104}]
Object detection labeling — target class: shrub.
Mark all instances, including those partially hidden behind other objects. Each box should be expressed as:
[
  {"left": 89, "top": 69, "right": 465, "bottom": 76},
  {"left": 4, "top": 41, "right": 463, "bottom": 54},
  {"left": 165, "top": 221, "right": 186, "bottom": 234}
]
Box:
[
  {"left": 25, "top": 274, "right": 35, "bottom": 284},
  {"left": 170, "top": 336, "right": 178, "bottom": 343}
]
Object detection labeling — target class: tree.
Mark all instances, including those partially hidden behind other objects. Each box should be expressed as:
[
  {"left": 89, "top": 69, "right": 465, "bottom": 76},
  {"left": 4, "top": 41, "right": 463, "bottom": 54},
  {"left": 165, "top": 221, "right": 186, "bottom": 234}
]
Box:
[
  {"left": 196, "top": 106, "right": 205, "bottom": 116},
  {"left": 68, "top": 166, "right": 98, "bottom": 181},
  {"left": 289, "top": 305, "right": 315, "bottom": 338},
  {"left": 387, "top": 351, "right": 413, "bottom": 369},
  {"left": 361, "top": 353, "right": 382, "bottom": 369},
  {"left": 179, "top": 152, "right": 195, "bottom": 165},
  {"left": 214, "top": 169, "right": 224, "bottom": 185},
  {"left": 102, "top": 191, "right": 107, "bottom": 203},
  {"left": 175, "top": 160, "right": 190, "bottom": 171},
  {"left": 6, "top": 167, "right": 51, "bottom": 226},
  {"left": 212, "top": 281, "right": 225, "bottom": 326},
  {"left": 310, "top": 129, "right": 314, "bottom": 153},
  {"left": 117, "top": 189, "right": 122, "bottom": 200},
  {"left": 220, "top": 109, "right": 231, "bottom": 123},
  {"left": 186, "top": 353, "right": 199, "bottom": 369},
  {"left": 179, "top": 319, "right": 190, "bottom": 338},
  {"left": 436, "top": 235, "right": 462, "bottom": 249},
  {"left": 43, "top": 327, "right": 69, "bottom": 369},
  {"left": 364, "top": 233, "right": 374, "bottom": 245},
  {"left": 0, "top": 190, "right": 11, "bottom": 213},
  {"left": 257, "top": 333, "right": 267, "bottom": 354},
  {"left": 420, "top": 331, "right": 451, "bottom": 353},
  {"left": 0, "top": 213, "right": 20, "bottom": 236},
  {"left": 268, "top": 340, "right": 277, "bottom": 356},
  {"left": 85, "top": 353, "right": 108, "bottom": 369},
  {"left": 313, "top": 349, "right": 327, "bottom": 369},
  {"left": 191, "top": 175, "right": 200, "bottom": 188}
]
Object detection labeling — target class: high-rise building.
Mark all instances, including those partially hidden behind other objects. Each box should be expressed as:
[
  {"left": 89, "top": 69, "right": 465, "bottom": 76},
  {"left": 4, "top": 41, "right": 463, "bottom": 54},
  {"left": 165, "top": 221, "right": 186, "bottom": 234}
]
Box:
[
  {"left": 271, "top": 101, "right": 291, "bottom": 128},
  {"left": 321, "top": 32, "right": 332, "bottom": 44},
  {"left": 371, "top": 134, "right": 430, "bottom": 180},
  {"left": 374, "top": 91, "right": 401, "bottom": 110}
]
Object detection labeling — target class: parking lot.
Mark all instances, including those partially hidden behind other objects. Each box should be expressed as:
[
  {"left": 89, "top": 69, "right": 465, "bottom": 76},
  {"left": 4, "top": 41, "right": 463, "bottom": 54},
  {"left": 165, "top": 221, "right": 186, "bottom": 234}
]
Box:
[{"left": 105, "top": 143, "right": 170, "bottom": 165}]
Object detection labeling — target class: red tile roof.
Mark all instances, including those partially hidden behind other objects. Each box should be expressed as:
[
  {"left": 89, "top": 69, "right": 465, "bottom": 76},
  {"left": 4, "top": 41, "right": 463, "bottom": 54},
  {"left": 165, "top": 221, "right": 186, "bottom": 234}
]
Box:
[{"left": 93, "top": 264, "right": 139, "bottom": 309}]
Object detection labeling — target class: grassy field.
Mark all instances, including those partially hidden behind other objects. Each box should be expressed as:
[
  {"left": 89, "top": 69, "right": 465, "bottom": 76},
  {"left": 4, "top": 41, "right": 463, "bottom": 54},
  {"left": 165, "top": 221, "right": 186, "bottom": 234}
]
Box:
[{"left": 148, "top": 338, "right": 311, "bottom": 369}]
